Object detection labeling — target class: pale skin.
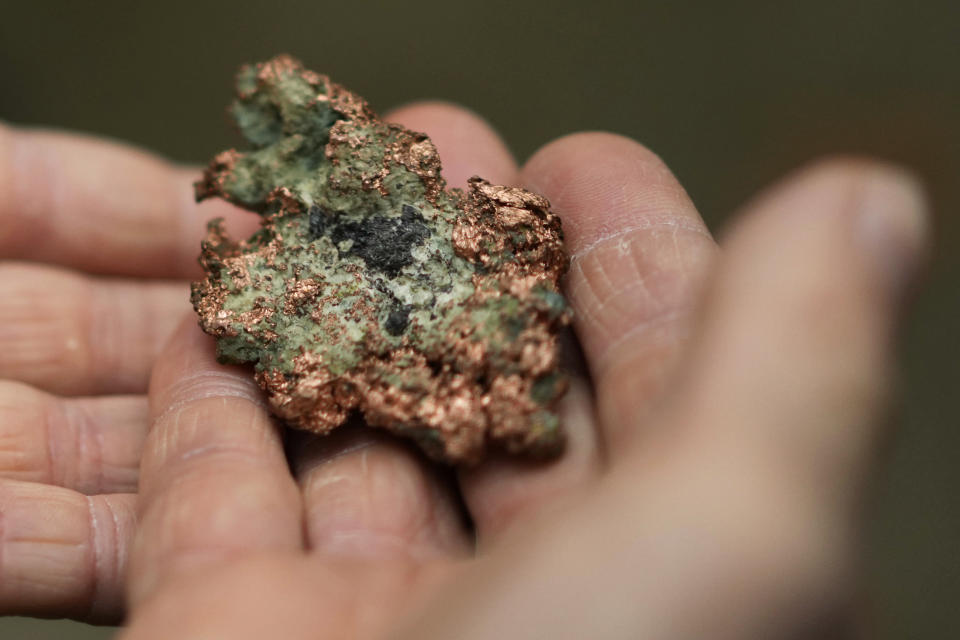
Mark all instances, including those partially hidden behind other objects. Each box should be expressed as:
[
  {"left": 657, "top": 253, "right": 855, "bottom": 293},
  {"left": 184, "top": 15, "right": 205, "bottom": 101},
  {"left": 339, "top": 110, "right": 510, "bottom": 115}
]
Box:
[{"left": 0, "top": 102, "right": 928, "bottom": 638}]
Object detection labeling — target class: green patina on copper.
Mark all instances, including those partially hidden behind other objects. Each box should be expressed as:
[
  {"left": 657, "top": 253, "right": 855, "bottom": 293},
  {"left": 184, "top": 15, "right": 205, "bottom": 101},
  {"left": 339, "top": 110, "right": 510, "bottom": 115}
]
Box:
[{"left": 192, "top": 55, "right": 570, "bottom": 464}]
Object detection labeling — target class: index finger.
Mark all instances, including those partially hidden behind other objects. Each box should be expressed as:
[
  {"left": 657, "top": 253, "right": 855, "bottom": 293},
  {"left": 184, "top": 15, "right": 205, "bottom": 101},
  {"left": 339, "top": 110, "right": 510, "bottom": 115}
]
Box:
[
  {"left": 126, "top": 316, "right": 303, "bottom": 605},
  {"left": 0, "top": 124, "right": 256, "bottom": 278},
  {"left": 521, "top": 133, "right": 717, "bottom": 446}
]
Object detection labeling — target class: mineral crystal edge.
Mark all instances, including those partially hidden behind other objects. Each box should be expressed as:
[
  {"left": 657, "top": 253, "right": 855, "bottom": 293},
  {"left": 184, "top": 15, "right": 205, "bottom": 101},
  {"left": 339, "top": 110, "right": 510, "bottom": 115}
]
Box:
[{"left": 191, "top": 55, "right": 571, "bottom": 464}]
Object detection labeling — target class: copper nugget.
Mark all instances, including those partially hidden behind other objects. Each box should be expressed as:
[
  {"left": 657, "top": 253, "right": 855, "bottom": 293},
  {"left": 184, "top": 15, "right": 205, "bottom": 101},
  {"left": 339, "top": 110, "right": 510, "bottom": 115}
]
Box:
[{"left": 192, "top": 55, "right": 571, "bottom": 464}]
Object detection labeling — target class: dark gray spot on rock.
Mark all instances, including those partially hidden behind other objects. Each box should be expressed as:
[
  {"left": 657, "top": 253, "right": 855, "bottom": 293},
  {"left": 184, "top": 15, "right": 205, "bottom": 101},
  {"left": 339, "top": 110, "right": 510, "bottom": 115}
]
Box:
[
  {"left": 308, "top": 204, "right": 329, "bottom": 238},
  {"left": 330, "top": 204, "right": 431, "bottom": 277},
  {"left": 385, "top": 304, "right": 412, "bottom": 336}
]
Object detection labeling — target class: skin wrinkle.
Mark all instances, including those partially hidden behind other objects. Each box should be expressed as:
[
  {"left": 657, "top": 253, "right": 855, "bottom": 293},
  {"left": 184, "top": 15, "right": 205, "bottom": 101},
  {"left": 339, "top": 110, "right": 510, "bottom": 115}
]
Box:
[
  {"left": 6, "top": 534, "right": 85, "bottom": 550},
  {"left": 107, "top": 496, "right": 124, "bottom": 616},
  {"left": 0, "top": 390, "right": 144, "bottom": 492},
  {"left": 67, "top": 402, "right": 85, "bottom": 489},
  {"left": 84, "top": 495, "right": 102, "bottom": 618},
  {"left": 146, "top": 401, "right": 281, "bottom": 485},
  {"left": 299, "top": 438, "right": 381, "bottom": 473},
  {"left": 564, "top": 264, "right": 605, "bottom": 334},
  {"left": 591, "top": 239, "right": 623, "bottom": 304},
  {"left": 599, "top": 309, "right": 690, "bottom": 375},
  {"left": 566, "top": 277, "right": 617, "bottom": 348},
  {"left": 318, "top": 529, "right": 424, "bottom": 559},
  {"left": 89, "top": 494, "right": 130, "bottom": 622},
  {"left": 150, "top": 371, "right": 266, "bottom": 426},
  {"left": 73, "top": 401, "right": 105, "bottom": 494},
  {"left": 580, "top": 222, "right": 705, "bottom": 286},
  {"left": 308, "top": 484, "right": 449, "bottom": 559},
  {"left": 0, "top": 429, "right": 24, "bottom": 477},
  {"left": 299, "top": 433, "right": 465, "bottom": 556},
  {"left": 0, "top": 276, "right": 72, "bottom": 378},
  {"left": 568, "top": 225, "right": 712, "bottom": 374},
  {"left": 306, "top": 472, "right": 351, "bottom": 492},
  {"left": 622, "top": 249, "right": 656, "bottom": 316},
  {"left": 528, "top": 142, "right": 700, "bottom": 243},
  {"left": 569, "top": 249, "right": 620, "bottom": 343},
  {"left": 147, "top": 405, "right": 183, "bottom": 476},
  {"left": 43, "top": 394, "right": 60, "bottom": 487},
  {"left": 569, "top": 251, "right": 655, "bottom": 349},
  {"left": 0, "top": 389, "right": 49, "bottom": 483},
  {"left": 671, "top": 224, "right": 694, "bottom": 280},
  {"left": 77, "top": 397, "right": 140, "bottom": 492},
  {"left": 173, "top": 443, "right": 270, "bottom": 465}
]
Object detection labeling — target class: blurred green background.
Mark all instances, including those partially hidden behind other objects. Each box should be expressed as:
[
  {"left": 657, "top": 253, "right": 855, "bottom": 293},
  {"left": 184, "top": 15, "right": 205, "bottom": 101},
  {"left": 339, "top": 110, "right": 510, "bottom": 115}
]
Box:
[{"left": 1, "top": 0, "right": 956, "bottom": 637}]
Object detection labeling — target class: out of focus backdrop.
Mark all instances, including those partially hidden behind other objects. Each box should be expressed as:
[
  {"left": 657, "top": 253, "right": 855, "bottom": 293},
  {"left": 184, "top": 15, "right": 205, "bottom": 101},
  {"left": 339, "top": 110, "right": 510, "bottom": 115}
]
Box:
[{"left": 1, "top": 1, "right": 957, "bottom": 637}]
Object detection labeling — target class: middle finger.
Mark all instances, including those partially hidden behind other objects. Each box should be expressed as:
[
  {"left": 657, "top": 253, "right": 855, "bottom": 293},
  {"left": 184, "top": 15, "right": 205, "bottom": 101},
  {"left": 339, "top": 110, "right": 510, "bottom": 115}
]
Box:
[
  {"left": 288, "top": 102, "right": 517, "bottom": 559},
  {"left": 127, "top": 317, "right": 303, "bottom": 606},
  {"left": 0, "top": 262, "right": 187, "bottom": 395}
]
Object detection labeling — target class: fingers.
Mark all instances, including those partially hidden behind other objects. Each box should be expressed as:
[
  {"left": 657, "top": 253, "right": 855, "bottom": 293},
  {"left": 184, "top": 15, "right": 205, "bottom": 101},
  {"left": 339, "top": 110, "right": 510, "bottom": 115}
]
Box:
[
  {"left": 380, "top": 106, "right": 603, "bottom": 544},
  {"left": 284, "top": 102, "right": 515, "bottom": 558},
  {"left": 0, "top": 382, "right": 146, "bottom": 494},
  {"left": 522, "top": 133, "right": 717, "bottom": 441},
  {"left": 399, "top": 160, "right": 929, "bottom": 640},
  {"left": 0, "top": 263, "right": 188, "bottom": 395},
  {"left": 0, "top": 109, "right": 513, "bottom": 280},
  {"left": 458, "top": 376, "right": 601, "bottom": 541},
  {"left": 0, "top": 124, "right": 255, "bottom": 278},
  {"left": 121, "top": 553, "right": 451, "bottom": 640},
  {"left": 127, "top": 316, "right": 303, "bottom": 606},
  {"left": 460, "top": 133, "right": 716, "bottom": 542},
  {"left": 291, "top": 428, "right": 470, "bottom": 558},
  {"left": 385, "top": 102, "right": 520, "bottom": 188},
  {"left": 674, "top": 159, "right": 929, "bottom": 507},
  {"left": 0, "top": 480, "right": 134, "bottom": 623},
  {"left": 547, "top": 159, "right": 928, "bottom": 639}
]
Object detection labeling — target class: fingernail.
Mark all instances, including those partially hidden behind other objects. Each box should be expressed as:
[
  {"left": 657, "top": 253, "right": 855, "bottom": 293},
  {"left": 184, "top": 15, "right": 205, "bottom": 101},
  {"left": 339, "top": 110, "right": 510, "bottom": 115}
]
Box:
[{"left": 855, "top": 169, "right": 929, "bottom": 301}]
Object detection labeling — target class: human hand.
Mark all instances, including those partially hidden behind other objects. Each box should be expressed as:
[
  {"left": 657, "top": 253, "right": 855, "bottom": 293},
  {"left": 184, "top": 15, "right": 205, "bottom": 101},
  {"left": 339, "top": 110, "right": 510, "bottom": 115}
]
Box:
[
  {"left": 0, "top": 105, "right": 570, "bottom": 623},
  {"left": 0, "top": 123, "right": 260, "bottom": 622},
  {"left": 112, "top": 104, "right": 927, "bottom": 638}
]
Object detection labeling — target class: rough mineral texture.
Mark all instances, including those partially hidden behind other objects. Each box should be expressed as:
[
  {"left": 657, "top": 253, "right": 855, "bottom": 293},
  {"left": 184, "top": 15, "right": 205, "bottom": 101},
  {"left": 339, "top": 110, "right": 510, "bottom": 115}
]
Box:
[{"left": 192, "top": 55, "right": 570, "bottom": 464}]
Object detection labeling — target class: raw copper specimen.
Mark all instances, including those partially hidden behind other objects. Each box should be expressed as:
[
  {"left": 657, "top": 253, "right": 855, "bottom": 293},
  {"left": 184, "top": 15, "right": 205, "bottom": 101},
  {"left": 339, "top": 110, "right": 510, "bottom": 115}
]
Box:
[{"left": 192, "top": 55, "right": 570, "bottom": 464}]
